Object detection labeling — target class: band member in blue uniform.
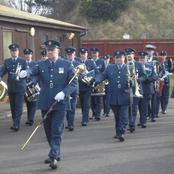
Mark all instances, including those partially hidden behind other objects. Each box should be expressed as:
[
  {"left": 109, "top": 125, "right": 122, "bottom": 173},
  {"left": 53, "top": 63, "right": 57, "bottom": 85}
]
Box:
[
  {"left": 41, "top": 50, "right": 47, "bottom": 60},
  {"left": 152, "top": 51, "right": 162, "bottom": 118},
  {"left": 160, "top": 51, "right": 172, "bottom": 114},
  {"left": 102, "top": 55, "right": 111, "bottom": 117},
  {"left": 23, "top": 48, "right": 37, "bottom": 125},
  {"left": 146, "top": 44, "right": 158, "bottom": 122},
  {"left": 90, "top": 47, "right": 106, "bottom": 120},
  {"left": 0, "top": 44, "right": 27, "bottom": 131},
  {"left": 146, "top": 44, "right": 156, "bottom": 61},
  {"left": 124, "top": 47, "right": 146, "bottom": 133},
  {"left": 138, "top": 52, "right": 158, "bottom": 128},
  {"left": 65, "top": 47, "right": 81, "bottom": 131},
  {"left": 95, "top": 50, "right": 134, "bottom": 142},
  {"left": 78, "top": 47, "right": 99, "bottom": 126},
  {"left": 19, "top": 40, "right": 77, "bottom": 169}
]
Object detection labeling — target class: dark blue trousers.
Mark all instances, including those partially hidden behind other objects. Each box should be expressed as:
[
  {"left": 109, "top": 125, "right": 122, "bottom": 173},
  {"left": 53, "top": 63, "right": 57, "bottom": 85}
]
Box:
[
  {"left": 156, "top": 92, "right": 161, "bottom": 116},
  {"left": 102, "top": 91, "right": 110, "bottom": 115},
  {"left": 8, "top": 92, "right": 24, "bottom": 127},
  {"left": 25, "top": 97, "right": 37, "bottom": 122},
  {"left": 66, "top": 92, "right": 78, "bottom": 127},
  {"left": 139, "top": 94, "right": 152, "bottom": 124},
  {"left": 91, "top": 95, "right": 102, "bottom": 118},
  {"left": 161, "top": 85, "right": 170, "bottom": 112},
  {"left": 129, "top": 97, "right": 140, "bottom": 127},
  {"left": 110, "top": 104, "right": 129, "bottom": 136},
  {"left": 151, "top": 93, "right": 158, "bottom": 119},
  {"left": 79, "top": 90, "right": 92, "bottom": 122},
  {"left": 42, "top": 110, "right": 66, "bottom": 159}
]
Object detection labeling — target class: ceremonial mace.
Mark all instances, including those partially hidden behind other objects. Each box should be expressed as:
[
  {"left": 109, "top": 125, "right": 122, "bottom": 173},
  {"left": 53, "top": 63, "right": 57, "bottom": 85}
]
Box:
[{"left": 21, "top": 64, "right": 85, "bottom": 150}]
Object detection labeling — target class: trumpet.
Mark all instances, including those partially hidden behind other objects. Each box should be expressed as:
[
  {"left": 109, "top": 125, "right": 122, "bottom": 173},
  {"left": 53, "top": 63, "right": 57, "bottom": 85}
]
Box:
[
  {"left": 10, "top": 63, "right": 22, "bottom": 81},
  {"left": 104, "top": 79, "right": 109, "bottom": 85}
]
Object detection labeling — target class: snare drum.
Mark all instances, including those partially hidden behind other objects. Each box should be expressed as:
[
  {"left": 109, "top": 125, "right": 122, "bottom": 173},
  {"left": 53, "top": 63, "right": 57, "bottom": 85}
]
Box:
[{"left": 25, "top": 83, "right": 40, "bottom": 102}]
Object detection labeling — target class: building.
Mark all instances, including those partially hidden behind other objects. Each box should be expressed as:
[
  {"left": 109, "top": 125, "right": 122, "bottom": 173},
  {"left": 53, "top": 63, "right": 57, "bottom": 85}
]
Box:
[{"left": 0, "top": 5, "right": 87, "bottom": 71}]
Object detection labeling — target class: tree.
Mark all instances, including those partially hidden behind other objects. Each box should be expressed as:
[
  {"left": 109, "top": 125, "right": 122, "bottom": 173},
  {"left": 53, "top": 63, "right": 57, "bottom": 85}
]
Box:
[{"left": 80, "top": 0, "right": 134, "bottom": 21}]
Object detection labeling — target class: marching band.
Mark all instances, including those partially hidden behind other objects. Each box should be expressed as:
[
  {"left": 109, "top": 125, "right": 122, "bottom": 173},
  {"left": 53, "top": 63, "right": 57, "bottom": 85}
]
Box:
[{"left": 0, "top": 41, "right": 173, "bottom": 169}]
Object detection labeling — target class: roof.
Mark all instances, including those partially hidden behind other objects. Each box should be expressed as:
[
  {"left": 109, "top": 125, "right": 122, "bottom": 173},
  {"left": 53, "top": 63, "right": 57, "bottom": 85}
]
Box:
[{"left": 0, "top": 5, "right": 86, "bottom": 30}]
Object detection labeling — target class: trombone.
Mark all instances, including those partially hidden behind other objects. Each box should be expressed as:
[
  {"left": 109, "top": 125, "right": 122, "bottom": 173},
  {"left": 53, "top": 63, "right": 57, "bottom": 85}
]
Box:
[{"left": 21, "top": 64, "right": 85, "bottom": 150}]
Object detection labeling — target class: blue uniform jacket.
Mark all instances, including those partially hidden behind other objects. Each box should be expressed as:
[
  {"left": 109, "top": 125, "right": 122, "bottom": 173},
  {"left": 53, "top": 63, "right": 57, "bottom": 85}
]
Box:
[
  {"left": 26, "top": 61, "right": 37, "bottom": 84},
  {"left": 92, "top": 58, "right": 106, "bottom": 73},
  {"left": 71, "top": 60, "right": 81, "bottom": 95},
  {"left": 0, "top": 57, "right": 27, "bottom": 93},
  {"left": 74, "top": 56, "right": 82, "bottom": 63},
  {"left": 161, "top": 60, "right": 172, "bottom": 86},
  {"left": 26, "top": 58, "right": 77, "bottom": 111},
  {"left": 96, "top": 63, "right": 133, "bottom": 105},
  {"left": 142, "top": 64, "right": 158, "bottom": 95},
  {"left": 79, "top": 59, "right": 100, "bottom": 91}
]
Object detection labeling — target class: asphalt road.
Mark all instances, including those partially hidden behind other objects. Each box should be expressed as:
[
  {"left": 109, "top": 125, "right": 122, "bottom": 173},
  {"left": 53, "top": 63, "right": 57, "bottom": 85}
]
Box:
[{"left": 0, "top": 100, "right": 174, "bottom": 174}]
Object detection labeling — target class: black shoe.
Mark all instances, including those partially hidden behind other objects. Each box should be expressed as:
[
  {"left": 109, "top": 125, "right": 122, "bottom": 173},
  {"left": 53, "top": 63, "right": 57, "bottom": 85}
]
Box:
[
  {"left": 162, "top": 110, "right": 166, "bottom": 114},
  {"left": 105, "top": 114, "right": 109, "bottom": 117},
  {"left": 130, "top": 127, "right": 135, "bottom": 133},
  {"left": 49, "top": 159, "right": 58, "bottom": 169},
  {"left": 95, "top": 117, "right": 100, "bottom": 121},
  {"left": 10, "top": 126, "right": 19, "bottom": 131},
  {"left": 113, "top": 135, "right": 118, "bottom": 139},
  {"left": 142, "top": 124, "right": 146, "bottom": 128},
  {"left": 25, "top": 121, "right": 33, "bottom": 126},
  {"left": 65, "top": 126, "right": 69, "bottom": 129},
  {"left": 90, "top": 116, "right": 95, "bottom": 119},
  {"left": 103, "top": 113, "right": 106, "bottom": 116},
  {"left": 69, "top": 126, "right": 74, "bottom": 131},
  {"left": 146, "top": 117, "right": 150, "bottom": 120},
  {"left": 45, "top": 157, "right": 60, "bottom": 164},
  {"left": 156, "top": 115, "right": 159, "bottom": 118},
  {"left": 151, "top": 118, "right": 156, "bottom": 122},
  {"left": 82, "top": 122, "right": 87, "bottom": 126},
  {"left": 137, "top": 123, "right": 142, "bottom": 126},
  {"left": 118, "top": 134, "right": 125, "bottom": 141}
]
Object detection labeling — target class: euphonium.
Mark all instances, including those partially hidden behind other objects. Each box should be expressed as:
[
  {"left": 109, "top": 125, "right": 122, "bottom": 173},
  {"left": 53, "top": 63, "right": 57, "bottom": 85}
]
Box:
[{"left": 0, "top": 80, "right": 8, "bottom": 101}]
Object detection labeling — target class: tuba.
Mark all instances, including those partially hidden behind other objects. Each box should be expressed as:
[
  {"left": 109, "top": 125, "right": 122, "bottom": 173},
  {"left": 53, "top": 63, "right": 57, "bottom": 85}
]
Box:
[{"left": 0, "top": 80, "right": 8, "bottom": 101}]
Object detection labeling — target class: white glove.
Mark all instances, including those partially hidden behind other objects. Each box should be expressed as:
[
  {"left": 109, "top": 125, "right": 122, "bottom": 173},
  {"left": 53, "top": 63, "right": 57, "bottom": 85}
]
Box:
[
  {"left": 54, "top": 91, "right": 65, "bottom": 102},
  {"left": 19, "top": 70, "right": 27, "bottom": 78}
]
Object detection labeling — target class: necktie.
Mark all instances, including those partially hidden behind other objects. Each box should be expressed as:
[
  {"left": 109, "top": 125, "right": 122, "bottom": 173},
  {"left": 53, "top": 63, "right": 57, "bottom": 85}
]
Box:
[
  {"left": 118, "top": 65, "right": 121, "bottom": 69},
  {"left": 13, "top": 59, "right": 15, "bottom": 63},
  {"left": 51, "top": 61, "right": 54, "bottom": 67}
]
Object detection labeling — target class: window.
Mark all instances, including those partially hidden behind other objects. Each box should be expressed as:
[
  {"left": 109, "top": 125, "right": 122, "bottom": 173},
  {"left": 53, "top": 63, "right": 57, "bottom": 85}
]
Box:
[
  {"left": 3, "top": 31, "right": 12, "bottom": 59},
  {"left": 69, "top": 39, "right": 73, "bottom": 46},
  {"left": 55, "top": 36, "right": 61, "bottom": 42},
  {"left": 41, "top": 34, "right": 47, "bottom": 45}
]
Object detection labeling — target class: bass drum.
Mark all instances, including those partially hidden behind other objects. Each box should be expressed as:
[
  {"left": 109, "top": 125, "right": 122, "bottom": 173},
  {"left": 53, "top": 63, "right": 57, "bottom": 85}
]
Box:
[
  {"left": 155, "top": 79, "right": 164, "bottom": 93},
  {"left": 0, "top": 81, "right": 8, "bottom": 101},
  {"left": 25, "top": 83, "right": 40, "bottom": 102}
]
